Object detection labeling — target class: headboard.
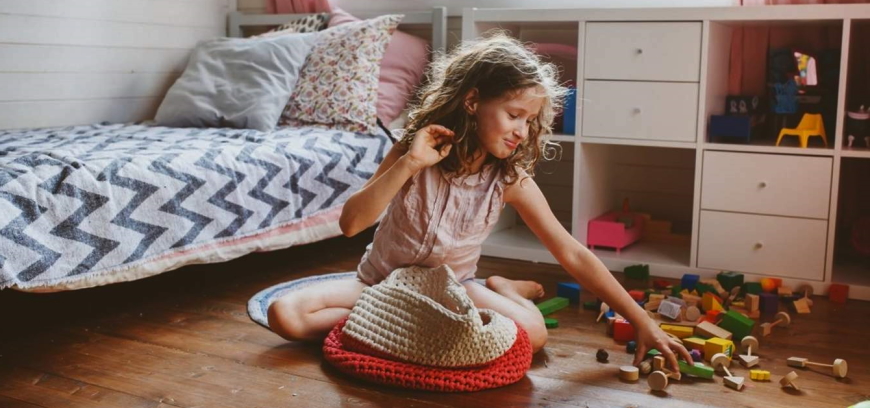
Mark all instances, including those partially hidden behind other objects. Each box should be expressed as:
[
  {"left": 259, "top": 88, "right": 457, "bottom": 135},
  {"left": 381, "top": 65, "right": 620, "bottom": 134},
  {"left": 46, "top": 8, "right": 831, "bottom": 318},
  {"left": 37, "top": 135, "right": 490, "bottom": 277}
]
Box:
[{"left": 227, "top": 7, "right": 448, "bottom": 52}]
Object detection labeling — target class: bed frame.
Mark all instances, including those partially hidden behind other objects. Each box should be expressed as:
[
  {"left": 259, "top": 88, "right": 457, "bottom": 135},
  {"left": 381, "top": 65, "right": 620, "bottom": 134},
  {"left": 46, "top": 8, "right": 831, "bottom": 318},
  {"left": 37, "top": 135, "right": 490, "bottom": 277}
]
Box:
[{"left": 227, "top": 7, "right": 448, "bottom": 52}]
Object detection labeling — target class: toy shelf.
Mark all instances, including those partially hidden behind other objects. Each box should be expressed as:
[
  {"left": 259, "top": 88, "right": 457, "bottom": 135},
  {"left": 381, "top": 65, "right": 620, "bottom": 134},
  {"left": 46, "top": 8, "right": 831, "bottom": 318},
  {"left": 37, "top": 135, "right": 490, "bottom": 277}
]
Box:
[
  {"left": 832, "top": 158, "right": 870, "bottom": 286},
  {"left": 702, "top": 19, "right": 843, "bottom": 152},
  {"left": 842, "top": 20, "right": 870, "bottom": 153}
]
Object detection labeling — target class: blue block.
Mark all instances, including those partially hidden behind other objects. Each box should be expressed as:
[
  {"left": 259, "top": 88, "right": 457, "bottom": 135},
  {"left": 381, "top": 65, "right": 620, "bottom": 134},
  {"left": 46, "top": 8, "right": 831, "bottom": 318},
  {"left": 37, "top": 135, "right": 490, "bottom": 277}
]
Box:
[
  {"left": 556, "top": 282, "right": 581, "bottom": 304},
  {"left": 605, "top": 309, "right": 615, "bottom": 319},
  {"left": 562, "top": 87, "right": 577, "bottom": 135},
  {"left": 709, "top": 115, "right": 752, "bottom": 143},
  {"left": 681, "top": 274, "right": 700, "bottom": 291}
]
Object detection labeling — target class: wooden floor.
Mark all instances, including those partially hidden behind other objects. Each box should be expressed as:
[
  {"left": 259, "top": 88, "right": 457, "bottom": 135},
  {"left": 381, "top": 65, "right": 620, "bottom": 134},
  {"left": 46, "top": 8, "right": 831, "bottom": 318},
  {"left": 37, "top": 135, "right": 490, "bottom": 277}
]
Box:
[{"left": 1, "top": 231, "right": 868, "bottom": 408}]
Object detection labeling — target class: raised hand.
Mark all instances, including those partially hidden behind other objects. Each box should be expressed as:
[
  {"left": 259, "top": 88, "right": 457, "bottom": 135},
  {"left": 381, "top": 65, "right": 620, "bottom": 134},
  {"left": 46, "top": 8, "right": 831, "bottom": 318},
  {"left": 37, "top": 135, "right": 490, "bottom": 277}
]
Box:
[{"left": 404, "top": 124, "right": 455, "bottom": 171}]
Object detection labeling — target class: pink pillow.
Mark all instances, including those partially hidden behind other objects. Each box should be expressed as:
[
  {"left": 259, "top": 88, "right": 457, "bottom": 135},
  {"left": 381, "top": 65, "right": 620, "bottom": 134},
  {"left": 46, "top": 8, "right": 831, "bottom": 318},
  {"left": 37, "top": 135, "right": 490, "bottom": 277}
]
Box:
[{"left": 329, "top": 8, "right": 429, "bottom": 125}]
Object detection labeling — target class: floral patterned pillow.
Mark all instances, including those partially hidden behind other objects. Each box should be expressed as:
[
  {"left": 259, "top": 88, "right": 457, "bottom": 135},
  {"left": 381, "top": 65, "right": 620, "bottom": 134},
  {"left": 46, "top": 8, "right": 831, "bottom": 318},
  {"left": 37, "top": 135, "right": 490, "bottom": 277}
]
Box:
[
  {"left": 254, "top": 13, "right": 330, "bottom": 38},
  {"left": 279, "top": 14, "right": 403, "bottom": 134}
]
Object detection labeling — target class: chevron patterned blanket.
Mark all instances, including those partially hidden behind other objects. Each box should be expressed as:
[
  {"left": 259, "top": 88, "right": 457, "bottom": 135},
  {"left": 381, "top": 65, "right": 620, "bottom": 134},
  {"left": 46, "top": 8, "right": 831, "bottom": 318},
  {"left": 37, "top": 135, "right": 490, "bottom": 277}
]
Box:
[{"left": 0, "top": 123, "right": 390, "bottom": 292}]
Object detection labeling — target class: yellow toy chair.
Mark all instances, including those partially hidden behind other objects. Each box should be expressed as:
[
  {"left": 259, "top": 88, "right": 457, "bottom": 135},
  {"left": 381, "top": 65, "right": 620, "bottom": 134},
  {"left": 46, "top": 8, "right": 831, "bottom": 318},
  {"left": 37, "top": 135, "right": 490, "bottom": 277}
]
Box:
[{"left": 776, "top": 113, "right": 828, "bottom": 148}]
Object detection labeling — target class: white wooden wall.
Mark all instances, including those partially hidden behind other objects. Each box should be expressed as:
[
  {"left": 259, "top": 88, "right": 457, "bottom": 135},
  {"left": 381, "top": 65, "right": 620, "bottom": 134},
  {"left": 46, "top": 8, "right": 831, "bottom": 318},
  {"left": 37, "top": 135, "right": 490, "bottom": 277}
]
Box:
[{"left": 0, "top": 0, "right": 233, "bottom": 130}]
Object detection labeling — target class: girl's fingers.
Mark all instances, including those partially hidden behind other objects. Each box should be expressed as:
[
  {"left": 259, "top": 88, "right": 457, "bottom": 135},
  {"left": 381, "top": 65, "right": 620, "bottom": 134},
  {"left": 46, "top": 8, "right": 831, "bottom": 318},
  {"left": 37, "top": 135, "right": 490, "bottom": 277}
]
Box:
[
  {"left": 439, "top": 143, "right": 452, "bottom": 158},
  {"left": 661, "top": 346, "right": 680, "bottom": 373},
  {"left": 633, "top": 344, "right": 647, "bottom": 367},
  {"left": 675, "top": 342, "right": 694, "bottom": 364}
]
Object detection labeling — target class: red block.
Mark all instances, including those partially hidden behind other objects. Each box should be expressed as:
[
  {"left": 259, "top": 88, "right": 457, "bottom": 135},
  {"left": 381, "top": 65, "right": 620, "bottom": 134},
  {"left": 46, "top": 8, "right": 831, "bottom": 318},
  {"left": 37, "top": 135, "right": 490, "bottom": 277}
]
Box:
[
  {"left": 653, "top": 279, "right": 672, "bottom": 290},
  {"left": 706, "top": 309, "right": 722, "bottom": 321},
  {"left": 829, "top": 283, "right": 849, "bottom": 304},
  {"left": 628, "top": 290, "right": 646, "bottom": 302},
  {"left": 613, "top": 319, "right": 636, "bottom": 342}
]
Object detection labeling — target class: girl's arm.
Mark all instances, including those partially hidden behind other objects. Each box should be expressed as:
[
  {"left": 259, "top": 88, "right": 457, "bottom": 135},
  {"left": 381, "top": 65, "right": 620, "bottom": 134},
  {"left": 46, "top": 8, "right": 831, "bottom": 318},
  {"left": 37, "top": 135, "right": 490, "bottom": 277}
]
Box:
[
  {"left": 339, "top": 125, "right": 454, "bottom": 237},
  {"left": 504, "top": 173, "right": 693, "bottom": 371}
]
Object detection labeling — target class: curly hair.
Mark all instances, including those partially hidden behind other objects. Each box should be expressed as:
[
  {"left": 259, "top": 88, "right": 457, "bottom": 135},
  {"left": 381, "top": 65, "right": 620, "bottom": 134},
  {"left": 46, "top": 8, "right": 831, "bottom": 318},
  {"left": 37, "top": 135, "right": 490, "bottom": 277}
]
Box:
[{"left": 399, "top": 30, "right": 569, "bottom": 185}]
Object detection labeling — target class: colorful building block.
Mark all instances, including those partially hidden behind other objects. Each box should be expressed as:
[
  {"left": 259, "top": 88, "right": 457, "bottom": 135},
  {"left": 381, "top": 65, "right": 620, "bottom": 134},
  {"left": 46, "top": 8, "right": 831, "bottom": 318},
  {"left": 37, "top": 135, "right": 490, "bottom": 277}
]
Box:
[
  {"left": 718, "top": 310, "right": 755, "bottom": 342},
  {"left": 683, "top": 337, "right": 707, "bottom": 351},
  {"left": 657, "top": 300, "right": 682, "bottom": 320},
  {"left": 702, "top": 292, "right": 724, "bottom": 312},
  {"left": 536, "top": 297, "right": 569, "bottom": 316},
  {"left": 660, "top": 324, "right": 694, "bottom": 339},
  {"left": 653, "top": 279, "right": 672, "bottom": 290},
  {"left": 679, "top": 360, "right": 715, "bottom": 379},
  {"left": 628, "top": 290, "right": 646, "bottom": 302},
  {"left": 743, "top": 282, "right": 762, "bottom": 295},
  {"left": 750, "top": 369, "right": 771, "bottom": 381},
  {"left": 717, "top": 271, "right": 744, "bottom": 292},
  {"left": 545, "top": 318, "right": 559, "bottom": 328},
  {"left": 695, "top": 282, "right": 714, "bottom": 296},
  {"left": 695, "top": 321, "right": 732, "bottom": 340},
  {"left": 625, "top": 264, "right": 650, "bottom": 280},
  {"left": 690, "top": 349, "right": 702, "bottom": 362},
  {"left": 556, "top": 282, "right": 582, "bottom": 304},
  {"left": 704, "top": 338, "right": 734, "bottom": 362},
  {"left": 682, "top": 274, "right": 700, "bottom": 291},
  {"left": 583, "top": 300, "right": 599, "bottom": 310},
  {"left": 613, "top": 318, "right": 635, "bottom": 342},
  {"left": 829, "top": 283, "right": 849, "bottom": 304},
  {"left": 759, "top": 293, "right": 778, "bottom": 315}
]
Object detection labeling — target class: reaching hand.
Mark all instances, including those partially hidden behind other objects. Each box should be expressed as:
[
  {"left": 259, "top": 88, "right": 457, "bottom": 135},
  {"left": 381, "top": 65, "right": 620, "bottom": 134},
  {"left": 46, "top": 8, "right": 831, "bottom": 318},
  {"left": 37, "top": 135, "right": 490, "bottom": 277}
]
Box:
[
  {"left": 632, "top": 321, "right": 694, "bottom": 372},
  {"left": 404, "top": 125, "right": 455, "bottom": 171}
]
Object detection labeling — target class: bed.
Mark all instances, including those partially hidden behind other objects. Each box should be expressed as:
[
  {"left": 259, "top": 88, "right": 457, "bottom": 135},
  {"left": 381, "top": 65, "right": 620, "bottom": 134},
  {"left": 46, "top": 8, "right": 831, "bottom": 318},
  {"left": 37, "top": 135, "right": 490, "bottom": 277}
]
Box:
[{"left": 0, "top": 8, "right": 446, "bottom": 292}]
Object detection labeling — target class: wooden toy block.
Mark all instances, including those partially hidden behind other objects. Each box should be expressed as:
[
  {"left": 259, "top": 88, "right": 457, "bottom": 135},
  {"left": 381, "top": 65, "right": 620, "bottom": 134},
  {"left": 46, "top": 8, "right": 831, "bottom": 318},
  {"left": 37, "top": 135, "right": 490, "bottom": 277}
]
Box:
[
  {"left": 695, "top": 321, "right": 732, "bottom": 340},
  {"left": 704, "top": 338, "right": 734, "bottom": 362},
  {"left": 780, "top": 371, "right": 800, "bottom": 390},
  {"left": 613, "top": 318, "right": 636, "bottom": 342},
  {"left": 724, "top": 376, "right": 745, "bottom": 391},
  {"left": 743, "top": 281, "right": 762, "bottom": 295},
  {"left": 648, "top": 293, "right": 665, "bottom": 303},
  {"left": 648, "top": 371, "right": 669, "bottom": 391},
  {"left": 829, "top": 283, "right": 849, "bottom": 304},
  {"left": 681, "top": 293, "right": 702, "bottom": 307},
  {"left": 717, "top": 271, "right": 744, "bottom": 292},
  {"left": 657, "top": 300, "right": 682, "bottom": 320},
  {"left": 683, "top": 337, "right": 706, "bottom": 351},
  {"left": 731, "top": 300, "right": 745, "bottom": 308},
  {"left": 681, "top": 274, "right": 700, "bottom": 291},
  {"left": 647, "top": 348, "right": 662, "bottom": 358},
  {"left": 536, "top": 297, "right": 569, "bottom": 316},
  {"left": 712, "top": 353, "right": 746, "bottom": 390},
  {"left": 695, "top": 282, "right": 714, "bottom": 296},
  {"left": 750, "top": 369, "right": 771, "bottom": 381},
  {"left": 628, "top": 290, "right": 646, "bottom": 302},
  {"left": 745, "top": 293, "right": 760, "bottom": 312},
  {"left": 638, "top": 360, "right": 652, "bottom": 375},
  {"left": 556, "top": 282, "right": 581, "bottom": 304},
  {"left": 778, "top": 286, "right": 793, "bottom": 297},
  {"left": 685, "top": 305, "right": 701, "bottom": 322},
  {"left": 679, "top": 360, "right": 715, "bottom": 379},
  {"left": 545, "top": 318, "right": 559, "bottom": 328},
  {"left": 653, "top": 355, "right": 666, "bottom": 371},
  {"left": 701, "top": 279, "right": 728, "bottom": 298},
  {"left": 793, "top": 297, "right": 811, "bottom": 314},
  {"left": 759, "top": 293, "right": 778, "bottom": 315},
  {"left": 718, "top": 310, "right": 755, "bottom": 342},
  {"left": 596, "top": 302, "right": 610, "bottom": 322},
  {"left": 619, "top": 366, "right": 639, "bottom": 382},
  {"left": 660, "top": 324, "right": 693, "bottom": 339},
  {"left": 705, "top": 309, "right": 722, "bottom": 322},
  {"left": 760, "top": 311, "right": 791, "bottom": 336},
  {"left": 738, "top": 336, "right": 759, "bottom": 368},
  {"left": 702, "top": 292, "right": 724, "bottom": 312},
  {"left": 625, "top": 264, "right": 650, "bottom": 280},
  {"left": 787, "top": 357, "right": 848, "bottom": 378},
  {"left": 653, "top": 279, "right": 671, "bottom": 290}
]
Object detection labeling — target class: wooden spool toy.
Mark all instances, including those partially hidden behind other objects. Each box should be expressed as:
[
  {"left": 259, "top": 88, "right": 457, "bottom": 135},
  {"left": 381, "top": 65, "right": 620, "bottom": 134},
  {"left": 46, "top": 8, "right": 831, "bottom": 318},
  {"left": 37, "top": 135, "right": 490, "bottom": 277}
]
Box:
[
  {"left": 711, "top": 353, "right": 744, "bottom": 391},
  {"left": 780, "top": 371, "right": 800, "bottom": 390},
  {"left": 738, "top": 336, "right": 759, "bottom": 368},
  {"left": 685, "top": 305, "right": 701, "bottom": 322},
  {"left": 794, "top": 284, "right": 814, "bottom": 307},
  {"left": 619, "top": 366, "right": 639, "bottom": 382},
  {"left": 760, "top": 312, "right": 791, "bottom": 336},
  {"left": 648, "top": 369, "right": 681, "bottom": 391},
  {"left": 786, "top": 357, "right": 848, "bottom": 378}
]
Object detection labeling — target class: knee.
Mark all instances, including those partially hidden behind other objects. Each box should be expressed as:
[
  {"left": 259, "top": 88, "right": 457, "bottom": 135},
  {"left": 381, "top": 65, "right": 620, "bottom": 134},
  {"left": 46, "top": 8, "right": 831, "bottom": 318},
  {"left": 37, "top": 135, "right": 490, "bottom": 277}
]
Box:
[
  {"left": 267, "top": 297, "right": 306, "bottom": 341},
  {"left": 515, "top": 311, "right": 548, "bottom": 353}
]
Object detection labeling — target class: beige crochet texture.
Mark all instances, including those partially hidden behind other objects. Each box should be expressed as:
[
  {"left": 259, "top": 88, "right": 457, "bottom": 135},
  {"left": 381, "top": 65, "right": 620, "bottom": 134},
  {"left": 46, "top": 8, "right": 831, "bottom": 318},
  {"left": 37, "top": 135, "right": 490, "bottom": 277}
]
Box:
[{"left": 342, "top": 264, "right": 518, "bottom": 368}]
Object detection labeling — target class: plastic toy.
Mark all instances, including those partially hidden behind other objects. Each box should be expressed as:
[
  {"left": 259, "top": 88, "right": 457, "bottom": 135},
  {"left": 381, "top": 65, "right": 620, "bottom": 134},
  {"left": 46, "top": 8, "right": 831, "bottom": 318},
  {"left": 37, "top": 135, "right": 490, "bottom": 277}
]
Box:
[{"left": 776, "top": 113, "right": 828, "bottom": 148}]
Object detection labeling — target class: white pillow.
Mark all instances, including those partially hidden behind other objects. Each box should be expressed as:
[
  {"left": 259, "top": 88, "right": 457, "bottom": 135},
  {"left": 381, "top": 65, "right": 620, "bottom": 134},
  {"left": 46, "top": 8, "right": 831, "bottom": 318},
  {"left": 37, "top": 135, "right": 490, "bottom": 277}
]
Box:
[{"left": 155, "top": 33, "right": 317, "bottom": 131}]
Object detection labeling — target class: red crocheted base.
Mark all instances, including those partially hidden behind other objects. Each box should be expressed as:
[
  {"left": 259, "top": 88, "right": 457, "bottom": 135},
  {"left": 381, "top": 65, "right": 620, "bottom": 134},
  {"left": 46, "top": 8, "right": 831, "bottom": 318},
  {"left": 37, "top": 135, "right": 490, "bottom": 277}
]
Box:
[{"left": 322, "top": 318, "right": 533, "bottom": 392}]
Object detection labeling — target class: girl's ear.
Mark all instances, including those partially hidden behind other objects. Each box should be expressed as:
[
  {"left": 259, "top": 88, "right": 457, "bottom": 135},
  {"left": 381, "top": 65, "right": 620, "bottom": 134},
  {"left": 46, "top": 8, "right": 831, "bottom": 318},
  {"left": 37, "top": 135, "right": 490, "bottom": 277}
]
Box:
[{"left": 463, "top": 88, "right": 479, "bottom": 115}]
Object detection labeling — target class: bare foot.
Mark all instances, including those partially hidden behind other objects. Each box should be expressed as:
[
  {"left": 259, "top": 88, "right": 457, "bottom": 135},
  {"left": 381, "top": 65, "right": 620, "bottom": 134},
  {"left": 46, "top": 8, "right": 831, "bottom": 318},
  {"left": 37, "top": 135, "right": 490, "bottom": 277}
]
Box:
[{"left": 486, "top": 276, "right": 545, "bottom": 300}]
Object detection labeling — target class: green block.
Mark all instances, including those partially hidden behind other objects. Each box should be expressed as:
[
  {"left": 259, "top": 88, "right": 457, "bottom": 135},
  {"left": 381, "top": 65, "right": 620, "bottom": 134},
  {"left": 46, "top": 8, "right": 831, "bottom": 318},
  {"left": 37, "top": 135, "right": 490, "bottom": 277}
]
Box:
[
  {"left": 583, "top": 301, "right": 598, "bottom": 310},
  {"left": 625, "top": 264, "right": 650, "bottom": 280},
  {"left": 647, "top": 349, "right": 662, "bottom": 357},
  {"left": 718, "top": 310, "right": 755, "bottom": 341},
  {"left": 545, "top": 318, "right": 559, "bottom": 328},
  {"left": 536, "top": 297, "right": 569, "bottom": 316},
  {"left": 743, "top": 282, "right": 762, "bottom": 295},
  {"left": 679, "top": 360, "right": 715, "bottom": 379},
  {"left": 717, "top": 271, "right": 744, "bottom": 292},
  {"left": 695, "top": 283, "right": 714, "bottom": 295}
]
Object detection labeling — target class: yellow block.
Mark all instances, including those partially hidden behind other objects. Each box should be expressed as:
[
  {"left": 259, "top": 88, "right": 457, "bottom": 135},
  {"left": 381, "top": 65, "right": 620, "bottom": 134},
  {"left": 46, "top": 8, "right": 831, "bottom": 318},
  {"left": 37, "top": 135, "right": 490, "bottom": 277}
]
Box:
[
  {"left": 683, "top": 337, "right": 706, "bottom": 351},
  {"left": 660, "top": 324, "right": 694, "bottom": 339},
  {"left": 704, "top": 337, "right": 734, "bottom": 362},
  {"left": 702, "top": 292, "right": 724, "bottom": 312},
  {"left": 750, "top": 369, "right": 771, "bottom": 381}
]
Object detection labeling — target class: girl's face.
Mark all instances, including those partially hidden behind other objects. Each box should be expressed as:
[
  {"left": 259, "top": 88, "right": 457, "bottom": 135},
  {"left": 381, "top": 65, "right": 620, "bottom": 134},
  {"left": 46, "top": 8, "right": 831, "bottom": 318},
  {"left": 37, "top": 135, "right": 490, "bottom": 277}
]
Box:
[{"left": 468, "top": 87, "right": 545, "bottom": 160}]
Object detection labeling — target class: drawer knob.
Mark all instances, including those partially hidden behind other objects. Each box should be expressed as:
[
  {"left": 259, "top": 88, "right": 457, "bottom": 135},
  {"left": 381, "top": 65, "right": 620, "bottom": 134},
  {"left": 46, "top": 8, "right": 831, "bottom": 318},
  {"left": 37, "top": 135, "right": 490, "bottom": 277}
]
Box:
[
  {"left": 636, "top": 48, "right": 643, "bottom": 55},
  {"left": 754, "top": 242, "right": 764, "bottom": 250},
  {"left": 759, "top": 181, "right": 767, "bottom": 188},
  {"left": 632, "top": 107, "right": 642, "bottom": 115}
]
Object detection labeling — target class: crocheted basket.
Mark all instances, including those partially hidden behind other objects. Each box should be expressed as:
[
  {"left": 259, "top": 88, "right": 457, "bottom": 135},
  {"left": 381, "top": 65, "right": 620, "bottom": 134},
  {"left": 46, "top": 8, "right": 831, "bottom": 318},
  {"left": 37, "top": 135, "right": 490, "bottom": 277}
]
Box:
[
  {"left": 323, "top": 317, "right": 533, "bottom": 392},
  {"left": 341, "top": 264, "right": 518, "bottom": 368}
]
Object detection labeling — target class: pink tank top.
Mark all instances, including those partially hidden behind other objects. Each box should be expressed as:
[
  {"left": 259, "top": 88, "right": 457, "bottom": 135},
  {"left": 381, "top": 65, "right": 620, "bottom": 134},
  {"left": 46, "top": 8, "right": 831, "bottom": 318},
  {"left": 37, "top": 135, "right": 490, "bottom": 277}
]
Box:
[{"left": 357, "top": 163, "right": 506, "bottom": 285}]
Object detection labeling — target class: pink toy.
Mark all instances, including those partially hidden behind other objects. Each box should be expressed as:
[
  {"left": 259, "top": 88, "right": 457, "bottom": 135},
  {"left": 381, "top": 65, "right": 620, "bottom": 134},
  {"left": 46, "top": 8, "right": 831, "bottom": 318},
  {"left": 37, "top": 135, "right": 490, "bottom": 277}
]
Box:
[{"left": 587, "top": 211, "right": 644, "bottom": 253}]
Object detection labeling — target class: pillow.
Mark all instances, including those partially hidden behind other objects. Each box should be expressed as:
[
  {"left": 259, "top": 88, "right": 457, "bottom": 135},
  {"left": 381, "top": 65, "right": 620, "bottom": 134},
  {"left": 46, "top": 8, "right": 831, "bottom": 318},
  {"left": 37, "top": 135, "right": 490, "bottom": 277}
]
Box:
[
  {"left": 155, "top": 33, "right": 317, "bottom": 131},
  {"left": 255, "top": 13, "right": 329, "bottom": 38},
  {"left": 279, "top": 14, "right": 403, "bottom": 134},
  {"left": 329, "top": 8, "right": 430, "bottom": 126}
]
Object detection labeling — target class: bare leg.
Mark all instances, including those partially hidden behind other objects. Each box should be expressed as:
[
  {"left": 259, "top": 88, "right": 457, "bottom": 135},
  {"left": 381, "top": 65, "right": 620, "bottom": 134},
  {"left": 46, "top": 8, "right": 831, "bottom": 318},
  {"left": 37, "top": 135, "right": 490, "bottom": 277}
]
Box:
[
  {"left": 267, "top": 279, "right": 368, "bottom": 341},
  {"left": 484, "top": 276, "right": 545, "bottom": 307},
  {"left": 463, "top": 280, "right": 547, "bottom": 353}
]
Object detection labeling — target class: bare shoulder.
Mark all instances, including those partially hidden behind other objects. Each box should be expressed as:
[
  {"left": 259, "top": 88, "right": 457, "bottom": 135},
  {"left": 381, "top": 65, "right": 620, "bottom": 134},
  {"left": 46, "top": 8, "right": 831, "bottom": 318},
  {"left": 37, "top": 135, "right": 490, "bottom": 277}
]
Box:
[{"left": 503, "top": 167, "right": 536, "bottom": 204}]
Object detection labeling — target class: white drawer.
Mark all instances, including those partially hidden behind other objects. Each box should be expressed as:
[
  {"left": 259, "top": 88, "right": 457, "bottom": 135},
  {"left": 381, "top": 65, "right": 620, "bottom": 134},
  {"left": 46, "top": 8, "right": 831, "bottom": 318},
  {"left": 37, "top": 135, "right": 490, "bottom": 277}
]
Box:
[
  {"left": 585, "top": 22, "right": 702, "bottom": 82},
  {"left": 582, "top": 80, "right": 698, "bottom": 142},
  {"left": 701, "top": 151, "right": 832, "bottom": 219},
  {"left": 698, "top": 211, "right": 827, "bottom": 281}
]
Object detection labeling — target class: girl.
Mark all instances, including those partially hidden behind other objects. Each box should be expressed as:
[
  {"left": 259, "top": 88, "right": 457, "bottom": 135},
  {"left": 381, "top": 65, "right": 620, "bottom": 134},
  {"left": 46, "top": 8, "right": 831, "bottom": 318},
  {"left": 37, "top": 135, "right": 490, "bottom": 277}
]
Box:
[{"left": 269, "top": 32, "right": 692, "bottom": 372}]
